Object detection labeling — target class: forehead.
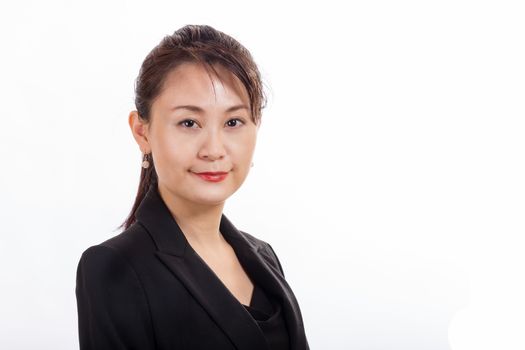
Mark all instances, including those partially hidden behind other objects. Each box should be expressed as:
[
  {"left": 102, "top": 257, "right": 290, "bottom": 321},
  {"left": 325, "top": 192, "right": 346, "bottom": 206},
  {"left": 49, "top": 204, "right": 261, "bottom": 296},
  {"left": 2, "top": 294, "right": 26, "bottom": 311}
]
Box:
[{"left": 156, "top": 62, "right": 250, "bottom": 108}]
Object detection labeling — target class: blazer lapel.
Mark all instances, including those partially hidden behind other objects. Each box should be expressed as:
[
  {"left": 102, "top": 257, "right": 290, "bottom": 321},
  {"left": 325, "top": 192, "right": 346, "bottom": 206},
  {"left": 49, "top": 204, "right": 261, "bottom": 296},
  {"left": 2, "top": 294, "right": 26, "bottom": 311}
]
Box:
[
  {"left": 220, "top": 217, "right": 308, "bottom": 350},
  {"left": 135, "top": 185, "right": 305, "bottom": 350},
  {"left": 155, "top": 251, "right": 267, "bottom": 350}
]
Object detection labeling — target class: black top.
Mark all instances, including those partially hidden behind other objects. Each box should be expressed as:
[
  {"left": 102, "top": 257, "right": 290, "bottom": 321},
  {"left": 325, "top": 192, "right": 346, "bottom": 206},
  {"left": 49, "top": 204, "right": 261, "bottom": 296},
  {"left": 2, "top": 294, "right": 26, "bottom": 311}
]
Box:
[
  {"left": 243, "top": 284, "right": 290, "bottom": 350},
  {"left": 76, "top": 184, "right": 310, "bottom": 349}
]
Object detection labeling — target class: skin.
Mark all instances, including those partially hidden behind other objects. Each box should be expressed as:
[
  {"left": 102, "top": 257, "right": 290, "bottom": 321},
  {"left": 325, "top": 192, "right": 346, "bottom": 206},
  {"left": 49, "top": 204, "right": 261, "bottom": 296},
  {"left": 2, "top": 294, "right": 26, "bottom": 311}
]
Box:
[{"left": 128, "top": 62, "right": 260, "bottom": 305}]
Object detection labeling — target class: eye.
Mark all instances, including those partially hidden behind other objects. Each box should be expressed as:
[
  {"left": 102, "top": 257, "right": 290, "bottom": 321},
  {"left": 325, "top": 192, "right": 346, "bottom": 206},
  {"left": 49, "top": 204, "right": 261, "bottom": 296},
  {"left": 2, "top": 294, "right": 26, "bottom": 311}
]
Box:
[
  {"left": 226, "top": 118, "right": 245, "bottom": 128},
  {"left": 179, "top": 119, "right": 199, "bottom": 128}
]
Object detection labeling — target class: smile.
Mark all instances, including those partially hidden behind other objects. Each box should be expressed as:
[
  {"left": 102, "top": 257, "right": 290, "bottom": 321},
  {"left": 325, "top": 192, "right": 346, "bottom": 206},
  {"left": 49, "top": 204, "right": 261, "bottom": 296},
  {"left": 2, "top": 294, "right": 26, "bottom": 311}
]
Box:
[{"left": 193, "top": 172, "right": 229, "bottom": 183}]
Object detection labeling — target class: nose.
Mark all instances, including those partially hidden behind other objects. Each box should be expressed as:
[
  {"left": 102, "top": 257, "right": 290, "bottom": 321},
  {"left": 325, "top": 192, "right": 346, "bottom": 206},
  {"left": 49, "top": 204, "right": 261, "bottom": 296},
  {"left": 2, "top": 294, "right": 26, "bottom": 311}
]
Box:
[{"left": 198, "top": 128, "right": 226, "bottom": 161}]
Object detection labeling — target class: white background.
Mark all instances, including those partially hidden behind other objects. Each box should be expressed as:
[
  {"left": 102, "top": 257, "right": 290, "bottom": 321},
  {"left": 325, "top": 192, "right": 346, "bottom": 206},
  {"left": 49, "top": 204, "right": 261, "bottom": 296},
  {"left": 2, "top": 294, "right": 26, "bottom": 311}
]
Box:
[{"left": 0, "top": 0, "right": 524, "bottom": 349}]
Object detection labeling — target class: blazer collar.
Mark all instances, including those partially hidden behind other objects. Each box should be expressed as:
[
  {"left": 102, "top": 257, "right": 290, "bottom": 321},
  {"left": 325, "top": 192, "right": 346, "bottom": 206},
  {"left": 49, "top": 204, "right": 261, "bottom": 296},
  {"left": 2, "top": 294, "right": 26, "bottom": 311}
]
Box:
[
  {"left": 134, "top": 185, "right": 307, "bottom": 350},
  {"left": 135, "top": 183, "right": 259, "bottom": 257}
]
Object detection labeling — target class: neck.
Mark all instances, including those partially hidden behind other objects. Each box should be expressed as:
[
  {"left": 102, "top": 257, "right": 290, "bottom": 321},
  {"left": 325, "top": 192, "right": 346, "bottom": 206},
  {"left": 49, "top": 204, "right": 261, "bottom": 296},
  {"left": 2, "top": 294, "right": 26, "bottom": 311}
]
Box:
[{"left": 157, "top": 183, "right": 226, "bottom": 249}]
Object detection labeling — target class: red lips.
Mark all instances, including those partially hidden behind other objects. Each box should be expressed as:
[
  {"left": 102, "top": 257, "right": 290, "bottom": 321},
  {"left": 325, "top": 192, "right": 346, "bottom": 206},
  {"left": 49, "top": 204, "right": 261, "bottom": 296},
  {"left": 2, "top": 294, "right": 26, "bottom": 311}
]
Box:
[
  {"left": 195, "top": 172, "right": 228, "bottom": 175},
  {"left": 193, "top": 171, "right": 229, "bottom": 182}
]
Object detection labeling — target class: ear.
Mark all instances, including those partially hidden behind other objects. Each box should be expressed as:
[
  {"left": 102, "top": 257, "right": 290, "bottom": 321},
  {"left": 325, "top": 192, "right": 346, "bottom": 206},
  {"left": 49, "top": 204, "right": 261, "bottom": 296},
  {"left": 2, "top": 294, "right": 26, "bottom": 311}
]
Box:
[{"left": 128, "top": 111, "right": 151, "bottom": 153}]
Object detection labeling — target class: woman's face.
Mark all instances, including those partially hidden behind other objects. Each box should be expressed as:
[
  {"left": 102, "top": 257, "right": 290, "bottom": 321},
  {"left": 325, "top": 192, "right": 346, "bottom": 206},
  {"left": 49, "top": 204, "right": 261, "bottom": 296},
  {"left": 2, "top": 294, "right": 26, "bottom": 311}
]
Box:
[{"left": 133, "top": 62, "right": 259, "bottom": 208}]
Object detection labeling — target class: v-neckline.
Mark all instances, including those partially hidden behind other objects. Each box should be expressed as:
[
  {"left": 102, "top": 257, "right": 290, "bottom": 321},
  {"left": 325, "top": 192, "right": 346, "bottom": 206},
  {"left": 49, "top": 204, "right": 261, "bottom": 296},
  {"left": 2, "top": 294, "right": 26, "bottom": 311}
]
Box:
[
  {"left": 137, "top": 184, "right": 308, "bottom": 349},
  {"left": 188, "top": 241, "right": 257, "bottom": 308},
  {"left": 243, "top": 283, "right": 256, "bottom": 307}
]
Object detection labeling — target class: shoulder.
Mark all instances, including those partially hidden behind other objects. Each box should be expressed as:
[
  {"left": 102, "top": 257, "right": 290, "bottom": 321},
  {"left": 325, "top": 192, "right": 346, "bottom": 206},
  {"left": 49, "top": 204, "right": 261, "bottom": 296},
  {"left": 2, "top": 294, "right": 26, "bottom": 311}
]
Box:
[
  {"left": 89, "top": 222, "right": 154, "bottom": 261},
  {"left": 100, "top": 221, "right": 154, "bottom": 255},
  {"left": 76, "top": 222, "right": 155, "bottom": 281},
  {"left": 76, "top": 244, "right": 135, "bottom": 285},
  {"left": 75, "top": 225, "right": 154, "bottom": 307},
  {"left": 238, "top": 229, "right": 274, "bottom": 257},
  {"left": 237, "top": 229, "right": 267, "bottom": 249},
  {"left": 238, "top": 230, "right": 286, "bottom": 278},
  {"left": 75, "top": 231, "right": 155, "bottom": 348},
  {"left": 75, "top": 245, "right": 145, "bottom": 311},
  {"left": 76, "top": 223, "right": 147, "bottom": 279}
]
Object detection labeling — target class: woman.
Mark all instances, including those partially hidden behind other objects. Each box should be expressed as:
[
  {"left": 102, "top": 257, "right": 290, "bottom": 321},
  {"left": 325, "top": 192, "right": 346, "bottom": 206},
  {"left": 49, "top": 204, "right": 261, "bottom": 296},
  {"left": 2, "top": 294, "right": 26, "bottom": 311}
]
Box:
[{"left": 75, "top": 25, "right": 310, "bottom": 350}]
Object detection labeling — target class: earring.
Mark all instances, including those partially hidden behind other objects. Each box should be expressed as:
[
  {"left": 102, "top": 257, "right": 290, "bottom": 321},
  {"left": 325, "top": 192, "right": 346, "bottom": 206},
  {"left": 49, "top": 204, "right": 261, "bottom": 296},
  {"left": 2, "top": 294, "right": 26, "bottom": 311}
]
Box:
[
  {"left": 251, "top": 162, "right": 254, "bottom": 167},
  {"left": 142, "top": 153, "right": 150, "bottom": 169}
]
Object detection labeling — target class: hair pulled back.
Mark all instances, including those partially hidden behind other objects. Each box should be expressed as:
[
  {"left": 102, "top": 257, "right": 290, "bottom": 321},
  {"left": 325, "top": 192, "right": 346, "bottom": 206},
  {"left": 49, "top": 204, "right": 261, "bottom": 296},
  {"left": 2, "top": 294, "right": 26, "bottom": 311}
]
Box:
[{"left": 118, "top": 24, "right": 266, "bottom": 231}]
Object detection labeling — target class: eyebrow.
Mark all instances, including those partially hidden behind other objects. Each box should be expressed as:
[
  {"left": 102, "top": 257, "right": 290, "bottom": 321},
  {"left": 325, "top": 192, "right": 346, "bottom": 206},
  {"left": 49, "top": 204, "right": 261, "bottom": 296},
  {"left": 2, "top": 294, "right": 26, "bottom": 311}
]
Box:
[{"left": 171, "top": 104, "right": 249, "bottom": 113}]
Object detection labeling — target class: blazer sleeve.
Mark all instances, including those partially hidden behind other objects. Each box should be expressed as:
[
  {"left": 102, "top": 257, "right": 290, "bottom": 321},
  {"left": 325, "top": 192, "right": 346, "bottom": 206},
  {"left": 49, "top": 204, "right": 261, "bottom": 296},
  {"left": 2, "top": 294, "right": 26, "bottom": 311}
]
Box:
[{"left": 75, "top": 245, "right": 156, "bottom": 350}]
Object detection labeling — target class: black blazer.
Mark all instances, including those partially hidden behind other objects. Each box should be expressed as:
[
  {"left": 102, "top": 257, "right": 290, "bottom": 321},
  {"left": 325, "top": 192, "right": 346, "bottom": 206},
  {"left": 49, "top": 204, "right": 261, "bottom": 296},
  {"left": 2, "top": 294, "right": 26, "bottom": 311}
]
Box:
[{"left": 75, "top": 185, "right": 309, "bottom": 350}]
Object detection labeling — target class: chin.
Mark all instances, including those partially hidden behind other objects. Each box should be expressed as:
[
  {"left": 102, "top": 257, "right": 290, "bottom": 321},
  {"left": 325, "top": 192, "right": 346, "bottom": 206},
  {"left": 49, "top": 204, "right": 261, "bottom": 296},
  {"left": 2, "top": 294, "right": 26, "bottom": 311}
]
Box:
[
  {"left": 193, "top": 197, "right": 229, "bottom": 206},
  {"left": 191, "top": 190, "right": 233, "bottom": 205}
]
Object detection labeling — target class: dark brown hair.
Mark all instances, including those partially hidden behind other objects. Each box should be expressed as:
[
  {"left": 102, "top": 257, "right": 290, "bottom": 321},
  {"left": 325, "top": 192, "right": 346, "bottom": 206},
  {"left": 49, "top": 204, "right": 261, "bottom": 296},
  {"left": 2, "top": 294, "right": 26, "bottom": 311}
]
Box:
[{"left": 117, "top": 24, "right": 267, "bottom": 232}]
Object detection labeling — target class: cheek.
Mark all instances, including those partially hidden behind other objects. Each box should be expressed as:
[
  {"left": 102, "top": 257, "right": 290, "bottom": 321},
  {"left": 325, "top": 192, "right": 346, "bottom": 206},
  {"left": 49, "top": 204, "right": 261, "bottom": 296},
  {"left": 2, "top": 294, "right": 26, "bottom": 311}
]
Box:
[
  {"left": 154, "top": 130, "right": 187, "bottom": 158},
  {"left": 231, "top": 141, "right": 255, "bottom": 165},
  {"left": 236, "top": 129, "right": 257, "bottom": 155},
  {"left": 154, "top": 140, "right": 190, "bottom": 171}
]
